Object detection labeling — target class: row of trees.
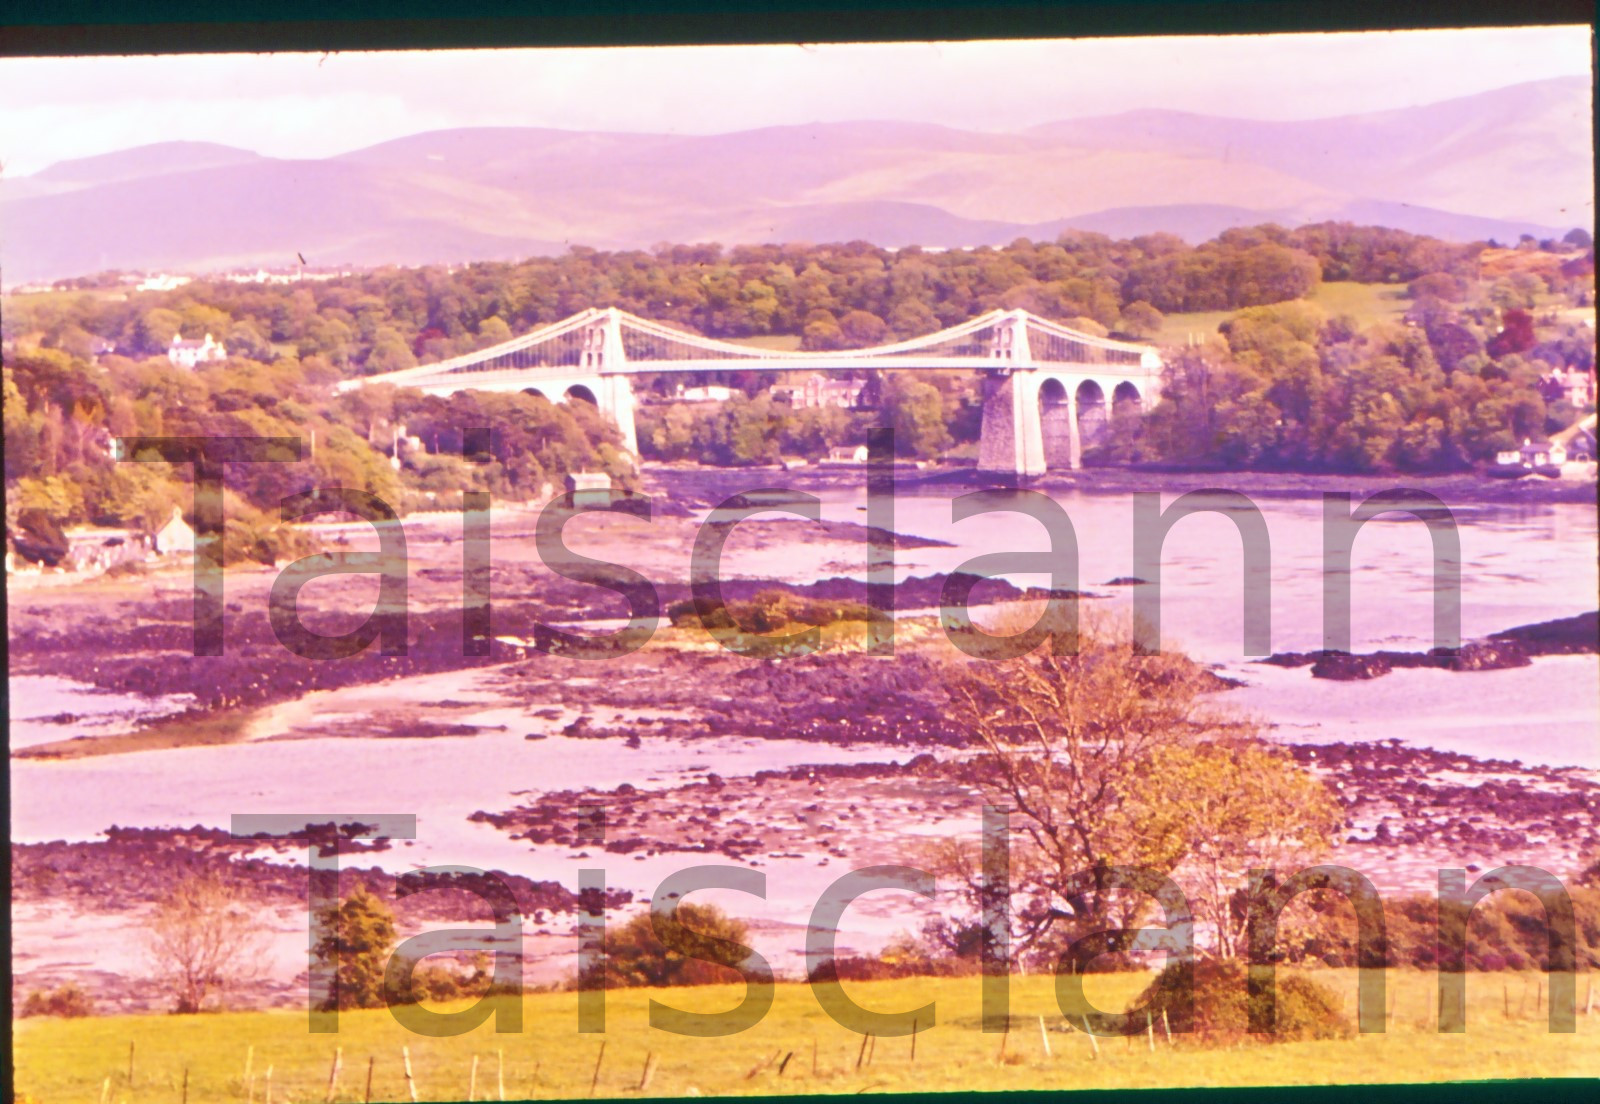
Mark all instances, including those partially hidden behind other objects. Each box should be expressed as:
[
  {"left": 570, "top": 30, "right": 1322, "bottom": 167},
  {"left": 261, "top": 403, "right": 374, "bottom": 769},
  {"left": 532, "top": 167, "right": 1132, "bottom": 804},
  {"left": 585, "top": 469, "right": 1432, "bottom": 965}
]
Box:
[{"left": 13, "top": 223, "right": 1572, "bottom": 377}]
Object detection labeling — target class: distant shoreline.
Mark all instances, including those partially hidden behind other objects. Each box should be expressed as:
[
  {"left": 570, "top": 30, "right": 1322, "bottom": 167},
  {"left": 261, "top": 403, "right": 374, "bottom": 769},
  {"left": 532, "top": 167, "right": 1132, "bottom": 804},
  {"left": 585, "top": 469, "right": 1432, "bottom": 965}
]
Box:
[{"left": 644, "top": 461, "right": 1599, "bottom": 507}]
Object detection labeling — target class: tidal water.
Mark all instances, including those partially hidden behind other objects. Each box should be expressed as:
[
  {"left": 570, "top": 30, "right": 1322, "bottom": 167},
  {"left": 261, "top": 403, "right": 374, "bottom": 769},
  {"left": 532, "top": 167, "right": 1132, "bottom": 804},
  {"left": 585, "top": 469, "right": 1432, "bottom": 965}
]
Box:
[{"left": 9, "top": 486, "right": 1596, "bottom": 980}]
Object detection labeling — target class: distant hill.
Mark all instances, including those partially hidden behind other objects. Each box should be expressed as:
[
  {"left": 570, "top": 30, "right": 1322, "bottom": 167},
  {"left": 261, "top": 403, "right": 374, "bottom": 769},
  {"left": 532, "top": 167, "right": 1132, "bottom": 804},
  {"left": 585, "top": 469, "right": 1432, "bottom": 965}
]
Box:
[{"left": 2, "top": 78, "right": 1589, "bottom": 286}]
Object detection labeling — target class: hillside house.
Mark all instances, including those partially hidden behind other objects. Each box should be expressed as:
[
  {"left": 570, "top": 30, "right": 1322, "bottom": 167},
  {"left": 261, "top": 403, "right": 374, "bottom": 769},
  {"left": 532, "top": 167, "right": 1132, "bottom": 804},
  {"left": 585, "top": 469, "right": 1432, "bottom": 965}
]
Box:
[
  {"left": 824, "top": 444, "right": 870, "bottom": 464},
  {"left": 168, "top": 332, "right": 227, "bottom": 368},
  {"left": 1538, "top": 365, "right": 1597, "bottom": 408},
  {"left": 787, "top": 374, "right": 865, "bottom": 410}
]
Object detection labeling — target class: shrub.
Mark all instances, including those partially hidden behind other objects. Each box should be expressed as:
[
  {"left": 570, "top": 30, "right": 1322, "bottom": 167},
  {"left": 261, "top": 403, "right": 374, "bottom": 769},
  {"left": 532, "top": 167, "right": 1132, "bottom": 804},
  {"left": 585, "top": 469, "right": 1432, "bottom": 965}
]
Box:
[
  {"left": 21, "top": 983, "right": 95, "bottom": 1018},
  {"left": 388, "top": 951, "right": 516, "bottom": 1005},
  {"left": 667, "top": 589, "right": 887, "bottom": 632},
  {"left": 1126, "top": 958, "right": 1353, "bottom": 1045},
  {"left": 580, "top": 902, "right": 768, "bottom": 989}
]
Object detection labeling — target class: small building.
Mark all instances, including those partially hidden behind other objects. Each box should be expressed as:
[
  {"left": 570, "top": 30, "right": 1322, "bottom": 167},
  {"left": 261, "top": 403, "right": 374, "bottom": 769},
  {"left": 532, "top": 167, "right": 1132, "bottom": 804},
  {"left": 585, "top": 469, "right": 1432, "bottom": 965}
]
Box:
[
  {"left": 823, "top": 444, "right": 870, "bottom": 465},
  {"left": 564, "top": 471, "right": 613, "bottom": 506},
  {"left": 676, "top": 384, "right": 735, "bottom": 403},
  {"left": 168, "top": 332, "right": 227, "bottom": 368},
  {"left": 136, "top": 274, "right": 193, "bottom": 292},
  {"left": 1551, "top": 414, "right": 1598, "bottom": 463},
  {"left": 64, "top": 527, "right": 150, "bottom": 573},
  {"left": 153, "top": 506, "right": 196, "bottom": 555},
  {"left": 1498, "top": 438, "right": 1568, "bottom": 469}
]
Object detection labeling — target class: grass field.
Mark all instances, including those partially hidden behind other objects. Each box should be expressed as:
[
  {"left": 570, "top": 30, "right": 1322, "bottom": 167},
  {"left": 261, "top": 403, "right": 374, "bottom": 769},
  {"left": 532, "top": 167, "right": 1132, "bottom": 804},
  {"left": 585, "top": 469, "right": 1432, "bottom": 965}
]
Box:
[
  {"left": 16, "top": 971, "right": 1596, "bottom": 1103},
  {"left": 1152, "top": 282, "right": 1412, "bottom": 347}
]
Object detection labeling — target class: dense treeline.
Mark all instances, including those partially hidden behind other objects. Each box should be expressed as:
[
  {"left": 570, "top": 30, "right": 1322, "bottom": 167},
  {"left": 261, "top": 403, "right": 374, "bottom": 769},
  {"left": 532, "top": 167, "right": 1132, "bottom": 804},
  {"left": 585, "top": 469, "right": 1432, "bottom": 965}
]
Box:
[
  {"left": 7, "top": 223, "right": 1534, "bottom": 374},
  {"left": 1124, "top": 288, "right": 1594, "bottom": 472},
  {"left": 3, "top": 350, "right": 631, "bottom": 562}
]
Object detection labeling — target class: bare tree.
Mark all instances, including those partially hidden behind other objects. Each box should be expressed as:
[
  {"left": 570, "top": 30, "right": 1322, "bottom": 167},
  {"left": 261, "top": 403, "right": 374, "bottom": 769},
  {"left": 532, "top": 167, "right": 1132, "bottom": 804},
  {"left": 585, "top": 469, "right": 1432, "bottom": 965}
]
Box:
[{"left": 144, "top": 871, "right": 266, "bottom": 1013}]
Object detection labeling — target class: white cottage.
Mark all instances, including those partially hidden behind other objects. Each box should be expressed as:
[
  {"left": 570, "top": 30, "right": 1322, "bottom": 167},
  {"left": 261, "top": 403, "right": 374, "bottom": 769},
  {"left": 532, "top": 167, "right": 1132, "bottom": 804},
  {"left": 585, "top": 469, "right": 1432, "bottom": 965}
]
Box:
[
  {"left": 168, "top": 332, "right": 227, "bottom": 368},
  {"left": 153, "top": 506, "right": 195, "bottom": 555}
]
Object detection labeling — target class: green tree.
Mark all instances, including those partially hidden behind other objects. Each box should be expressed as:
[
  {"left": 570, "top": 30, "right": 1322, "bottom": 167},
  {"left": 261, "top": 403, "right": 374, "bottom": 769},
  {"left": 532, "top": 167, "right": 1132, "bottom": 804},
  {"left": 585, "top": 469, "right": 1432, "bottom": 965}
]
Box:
[
  {"left": 1118, "top": 300, "right": 1164, "bottom": 338},
  {"left": 942, "top": 613, "right": 1258, "bottom": 955},
  {"left": 880, "top": 375, "right": 951, "bottom": 458},
  {"left": 312, "top": 881, "right": 398, "bottom": 1011},
  {"left": 1130, "top": 740, "right": 1343, "bottom": 958},
  {"left": 584, "top": 901, "right": 763, "bottom": 988}
]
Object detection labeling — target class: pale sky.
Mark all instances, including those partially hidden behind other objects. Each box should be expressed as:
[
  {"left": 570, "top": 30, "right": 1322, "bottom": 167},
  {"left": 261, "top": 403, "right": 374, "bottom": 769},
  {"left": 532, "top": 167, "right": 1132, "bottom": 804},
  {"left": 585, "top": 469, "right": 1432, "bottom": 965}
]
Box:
[{"left": 1, "top": 25, "right": 1591, "bottom": 176}]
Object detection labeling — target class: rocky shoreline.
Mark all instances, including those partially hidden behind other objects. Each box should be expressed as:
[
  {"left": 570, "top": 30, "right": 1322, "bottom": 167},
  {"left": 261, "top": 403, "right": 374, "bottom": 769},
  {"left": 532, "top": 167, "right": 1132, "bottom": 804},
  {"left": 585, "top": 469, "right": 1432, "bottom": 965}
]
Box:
[
  {"left": 1261, "top": 611, "right": 1597, "bottom": 680},
  {"left": 465, "top": 739, "right": 1598, "bottom": 889}
]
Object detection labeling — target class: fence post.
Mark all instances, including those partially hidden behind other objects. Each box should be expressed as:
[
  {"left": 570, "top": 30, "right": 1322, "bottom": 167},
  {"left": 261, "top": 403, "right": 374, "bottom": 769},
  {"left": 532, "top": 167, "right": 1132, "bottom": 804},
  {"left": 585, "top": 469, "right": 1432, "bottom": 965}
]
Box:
[
  {"left": 639, "top": 1052, "right": 658, "bottom": 1092},
  {"left": 326, "top": 1046, "right": 343, "bottom": 1103},
  {"left": 402, "top": 1047, "right": 419, "bottom": 1104},
  {"left": 1081, "top": 1016, "right": 1100, "bottom": 1059},
  {"left": 589, "top": 1040, "right": 606, "bottom": 1097},
  {"left": 1038, "top": 1015, "right": 1051, "bottom": 1058},
  {"left": 469, "top": 1054, "right": 479, "bottom": 1102},
  {"left": 246, "top": 1045, "right": 255, "bottom": 1104},
  {"left": 366, "top": 1056, "right": 375, "bottom": 1104}
]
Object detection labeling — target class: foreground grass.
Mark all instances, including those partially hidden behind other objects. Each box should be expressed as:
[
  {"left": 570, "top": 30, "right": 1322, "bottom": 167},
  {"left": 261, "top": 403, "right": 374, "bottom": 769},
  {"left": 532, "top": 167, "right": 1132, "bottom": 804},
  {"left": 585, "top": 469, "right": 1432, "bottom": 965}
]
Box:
[{"left": 16, "top": 971, "right": 1596, "bottom": 1102}]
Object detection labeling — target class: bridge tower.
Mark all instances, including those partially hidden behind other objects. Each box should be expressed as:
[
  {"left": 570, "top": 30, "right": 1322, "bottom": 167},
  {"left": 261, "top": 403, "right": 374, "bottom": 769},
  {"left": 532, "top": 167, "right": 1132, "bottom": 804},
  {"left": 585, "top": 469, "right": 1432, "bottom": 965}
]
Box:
[
  {"left": 976, "top": 310, "right": 1071, "bottom": 477},
  {"left": 578, "top": 307, "right": 640, "bottom": 460}
]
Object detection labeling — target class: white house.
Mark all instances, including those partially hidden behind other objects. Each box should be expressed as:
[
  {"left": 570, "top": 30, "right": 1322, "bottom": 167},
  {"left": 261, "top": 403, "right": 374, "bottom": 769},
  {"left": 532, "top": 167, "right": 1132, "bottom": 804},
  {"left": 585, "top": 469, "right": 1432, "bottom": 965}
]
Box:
[
  {"left": 1497, "top": 438, "right": 1568, "bottom": 469},
  {"left": 168, "top": 332, "right": 227, "bottom": 368},
  {"left": 136, "top": 274, "right": 193, "bottom": 292},
  {"left": 676, "top": 384, "right": 735, "bottom": 403},
  {"left": 153, "top": 506, "right": 196, "bottom": 555},
  {"left": 823, "top": 444, "right": 870, "bottom": 464}
]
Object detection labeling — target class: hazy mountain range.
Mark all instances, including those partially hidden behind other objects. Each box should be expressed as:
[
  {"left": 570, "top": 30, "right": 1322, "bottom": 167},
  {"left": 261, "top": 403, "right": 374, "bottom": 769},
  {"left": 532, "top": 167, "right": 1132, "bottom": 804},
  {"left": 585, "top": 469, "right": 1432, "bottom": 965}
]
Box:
[{"left": 2, "top": 76, "right": 1591, "bottom": 286}]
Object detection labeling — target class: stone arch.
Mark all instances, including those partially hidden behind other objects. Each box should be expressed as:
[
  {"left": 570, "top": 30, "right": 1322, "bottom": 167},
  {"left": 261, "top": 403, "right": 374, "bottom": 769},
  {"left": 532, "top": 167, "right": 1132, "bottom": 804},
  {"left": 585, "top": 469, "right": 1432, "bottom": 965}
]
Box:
[
  {"left": 1039, "top": 376, "right": 1076, "bottom": 469},
  {"left": 522, "top": 387, "right": 548, "bottom": 402},
  {"left": 565, "top": 384, "right": 598, "bottom": 406},
  {"left": 1112, "top": 380, "right": 1143, "bottom": 410},
  {"left": 1076, "top": 379, "right": 1107, "bottom": 447}
]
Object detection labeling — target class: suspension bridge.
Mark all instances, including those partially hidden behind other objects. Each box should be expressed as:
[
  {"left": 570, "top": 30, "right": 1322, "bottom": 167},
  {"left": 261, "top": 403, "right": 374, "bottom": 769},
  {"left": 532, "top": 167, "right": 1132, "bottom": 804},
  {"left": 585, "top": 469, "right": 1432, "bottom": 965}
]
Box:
[{"left": 339, "top": 306, "right": 1164, "bottom": 475}]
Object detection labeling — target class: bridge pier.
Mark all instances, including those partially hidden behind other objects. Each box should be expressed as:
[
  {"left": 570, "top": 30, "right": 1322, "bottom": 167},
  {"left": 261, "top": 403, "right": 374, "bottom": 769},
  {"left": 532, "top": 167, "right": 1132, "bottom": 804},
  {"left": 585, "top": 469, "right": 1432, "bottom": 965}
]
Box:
[
  {"left": 977, "top": 371, "right": 1049, "bottom": 477},
  {"left": 596, "top": 374, "right": 640, "bottom": 459}
]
